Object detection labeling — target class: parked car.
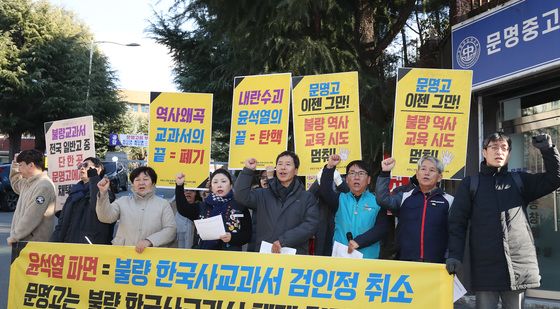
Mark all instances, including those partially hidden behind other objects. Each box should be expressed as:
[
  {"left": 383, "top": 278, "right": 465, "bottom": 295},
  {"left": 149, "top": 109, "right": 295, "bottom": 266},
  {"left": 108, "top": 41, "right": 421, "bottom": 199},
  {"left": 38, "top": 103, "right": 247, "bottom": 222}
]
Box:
[
  {"left": 0, "top": 164, "right": 19, "bottom": 212},
  {"left": 102, "top": 161, "right": 128, "bottom": 194}
]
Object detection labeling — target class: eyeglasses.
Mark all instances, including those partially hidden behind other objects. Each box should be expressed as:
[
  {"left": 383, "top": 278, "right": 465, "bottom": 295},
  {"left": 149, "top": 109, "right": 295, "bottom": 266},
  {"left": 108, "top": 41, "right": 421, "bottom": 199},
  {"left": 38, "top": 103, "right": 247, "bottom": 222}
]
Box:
[
  {"left": 347, "top": 171, "right": 368, "bottom": 178},
  {"left": 486, "top": 145, "right": 509, "bottom": 153},
  {"left": 77, "top": 162, "right": 91, "bottom": 170}
]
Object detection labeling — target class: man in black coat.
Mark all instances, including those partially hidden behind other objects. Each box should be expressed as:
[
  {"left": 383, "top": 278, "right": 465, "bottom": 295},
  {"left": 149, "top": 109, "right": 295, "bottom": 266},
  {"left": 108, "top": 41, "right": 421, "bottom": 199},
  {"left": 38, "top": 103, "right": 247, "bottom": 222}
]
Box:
[
  {"left": 446, "top": 133, "right": 560, "bottom": 309},
  {"left": 51, "top": 157, "right": 115, "bottom": 244}
]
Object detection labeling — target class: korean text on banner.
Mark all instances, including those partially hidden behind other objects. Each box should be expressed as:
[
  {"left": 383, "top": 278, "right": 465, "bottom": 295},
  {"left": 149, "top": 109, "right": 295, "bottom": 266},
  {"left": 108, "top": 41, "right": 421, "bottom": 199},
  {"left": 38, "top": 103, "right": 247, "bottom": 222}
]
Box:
[
  {"left": 9, "top": 242, "right": 453, "bottom": 308},
  {"left": 292, "top": 72, "right": 361, "bottom": 175},
  {"left": 149, "top": 92, "right": 213, "bottom": 188},
  {"left": 228, "top": 73, "right": 291, "bottom": 169},
  {"left": 392, "top": 68, "right": 473, "bottom": 179},
  {"left": 44, "top": 116, "right": 95, "bottom": 210}
]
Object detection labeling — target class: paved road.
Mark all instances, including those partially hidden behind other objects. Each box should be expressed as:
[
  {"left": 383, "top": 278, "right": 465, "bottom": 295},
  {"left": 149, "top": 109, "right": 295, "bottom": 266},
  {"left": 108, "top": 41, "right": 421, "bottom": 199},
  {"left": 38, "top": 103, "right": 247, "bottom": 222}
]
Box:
[{"left": 0, "top": 211, "right": 13, "bottom": 309}]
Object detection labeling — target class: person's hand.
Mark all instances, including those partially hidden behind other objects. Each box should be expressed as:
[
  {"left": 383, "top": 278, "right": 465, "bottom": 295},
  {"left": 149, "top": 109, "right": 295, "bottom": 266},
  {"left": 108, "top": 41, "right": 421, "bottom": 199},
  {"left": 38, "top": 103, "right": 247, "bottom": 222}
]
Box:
[
  {"left": 532, "top": 134, "right": 553, "bottom": 150},
  {"left": 265, "top": 166, "right": 275, "bottom": 179},
  {"left": 245, "top": 158, "right": 257, "bottom": 170},
  {"left": 327, "top": 154, "right": 341, "bottom": 169},
  {"left": 7, "top": 237, "right": 16, "bottom": 246},
  {"left": 220, "top": 233, "right": 232, "bottom": 243},
  {"left": 86, "top": 167, "right": 99, "bottom": 178},
  {"left": 12, "top": 152, "right": 20, "bottom": 165},
  {"left": 445, "top": 258, "right": 462, "bottom": 274},
  {"left": 348, "top": 240, "right": 359, "bottom": 253},
  {"left": 135, "top": 239, "right": 152, "bottom": 253},
  {"left": 97, "top": 177, "right": 110, "bottom": 193},
  {"left": 381, "top": 157, "right": 396, "bottom": 172},
  {"left": 271, "top": 240, "right": 282, "bottom": 254},
  {"left": 176, "top": 173, "right": 185, "bottom": 186}
]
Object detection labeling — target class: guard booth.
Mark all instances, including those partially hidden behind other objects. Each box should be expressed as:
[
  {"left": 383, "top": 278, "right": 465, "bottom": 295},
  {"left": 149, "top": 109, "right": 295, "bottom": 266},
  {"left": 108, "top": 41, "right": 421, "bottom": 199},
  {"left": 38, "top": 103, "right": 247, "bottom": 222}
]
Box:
[{"left": 452, "top": 0, "right": 560, "bottom": 301}]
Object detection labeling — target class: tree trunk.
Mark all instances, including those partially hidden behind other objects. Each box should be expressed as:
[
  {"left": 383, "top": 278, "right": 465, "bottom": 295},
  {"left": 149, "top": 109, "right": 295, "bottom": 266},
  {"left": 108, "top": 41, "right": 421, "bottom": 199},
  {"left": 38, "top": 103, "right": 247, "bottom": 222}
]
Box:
[
  {"left": 401, "top": 27, "right": 409, "bottom": 66},
  {"left": 355, "top": 0, "right": 376, "bottom": 71},
  {"left": 8, "top": 132, "right": 22, "bottom": 160},
  {"left": 357, "top": 0, "right": 416, "bottom": 66},
  {"left": 415, "top": 3, "right": 424, "bottom": 47},
  {"left": 33, "top": 130, "right": 46, "bottom": 153}
]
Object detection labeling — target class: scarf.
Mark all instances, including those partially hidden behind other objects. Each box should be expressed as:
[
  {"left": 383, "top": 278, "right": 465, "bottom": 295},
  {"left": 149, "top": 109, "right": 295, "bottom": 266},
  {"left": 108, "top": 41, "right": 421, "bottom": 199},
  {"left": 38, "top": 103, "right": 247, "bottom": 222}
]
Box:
[{"left": 67, "top": 181, "right": 89, "bottom": 205}]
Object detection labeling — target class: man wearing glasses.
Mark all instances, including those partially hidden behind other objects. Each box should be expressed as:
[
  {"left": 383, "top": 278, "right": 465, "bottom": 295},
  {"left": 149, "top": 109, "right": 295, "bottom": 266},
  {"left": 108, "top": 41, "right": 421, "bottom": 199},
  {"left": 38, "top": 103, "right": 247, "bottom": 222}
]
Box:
[
  {"left": 51, "top": 157, "right": 115, "bottom": 244},
  {"left": 446, "top": 132, "right": 560, "bottom": 309},
  {"left": 376, "top": 155, "right": 453, "bottom": 263},
  {"left": 318, "top": 154, "right": 388, "bottom": 259}
]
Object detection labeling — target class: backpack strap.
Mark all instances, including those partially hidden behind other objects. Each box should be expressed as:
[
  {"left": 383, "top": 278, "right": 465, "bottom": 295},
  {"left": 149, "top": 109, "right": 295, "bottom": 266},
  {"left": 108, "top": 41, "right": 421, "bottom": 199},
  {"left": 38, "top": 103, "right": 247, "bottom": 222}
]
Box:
[{"left": 510, "top": 172, "right": 524, "bottom": 196}]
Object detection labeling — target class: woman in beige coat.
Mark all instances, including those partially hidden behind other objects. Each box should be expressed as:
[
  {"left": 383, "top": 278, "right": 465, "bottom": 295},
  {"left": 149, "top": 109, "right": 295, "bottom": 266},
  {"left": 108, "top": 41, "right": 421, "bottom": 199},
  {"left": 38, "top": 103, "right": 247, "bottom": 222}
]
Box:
[{"left": 96, "top": 166, "right": 176, "bottom": 253}]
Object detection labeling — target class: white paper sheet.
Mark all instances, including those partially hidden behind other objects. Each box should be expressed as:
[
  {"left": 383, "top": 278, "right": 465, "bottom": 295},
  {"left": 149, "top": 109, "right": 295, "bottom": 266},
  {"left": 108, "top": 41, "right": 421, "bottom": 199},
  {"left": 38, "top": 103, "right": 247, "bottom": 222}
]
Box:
[
  {"left": 259, "top": 241, "right": 297, "bottom": 255},
  {"left": 453, "top": 276, "right": 467, "bottom": 303},
  {"left": 193, "top": 215, "right": 226, "bottom": 240},
  {"left": 331, "top": 241, "right": 363, "bottom": 259}
]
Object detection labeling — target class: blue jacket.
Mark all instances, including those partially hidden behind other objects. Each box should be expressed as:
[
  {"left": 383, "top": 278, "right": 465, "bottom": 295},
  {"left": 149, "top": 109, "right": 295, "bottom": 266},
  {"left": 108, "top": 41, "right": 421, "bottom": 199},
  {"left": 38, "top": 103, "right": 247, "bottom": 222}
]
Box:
[
  {"left": 376, "top": 173, "right": 453, "bottom": 263},
  {"left": 319, "top": 167, "right": 388, "bottom": 259}
]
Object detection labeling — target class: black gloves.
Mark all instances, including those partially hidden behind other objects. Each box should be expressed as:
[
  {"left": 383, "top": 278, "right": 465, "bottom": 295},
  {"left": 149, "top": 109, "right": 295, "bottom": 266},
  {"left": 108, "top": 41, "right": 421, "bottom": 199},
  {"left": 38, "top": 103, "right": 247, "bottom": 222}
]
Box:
[
  {"left": 532, "top": 134, "right": 552, "bottom": 150},
  {"left": 445, "top": 258, "right": 462, "bottom": 275},
  {"left": 86, "top": 167, "right": 98, "bottom": 178}
]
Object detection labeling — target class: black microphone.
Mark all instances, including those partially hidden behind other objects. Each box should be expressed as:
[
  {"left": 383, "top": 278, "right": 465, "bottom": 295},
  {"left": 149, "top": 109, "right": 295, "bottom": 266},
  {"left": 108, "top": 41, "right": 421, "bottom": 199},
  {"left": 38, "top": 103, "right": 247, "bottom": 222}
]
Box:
[{"left": 346, "top": 232, "right": 353, "bottom": 242}]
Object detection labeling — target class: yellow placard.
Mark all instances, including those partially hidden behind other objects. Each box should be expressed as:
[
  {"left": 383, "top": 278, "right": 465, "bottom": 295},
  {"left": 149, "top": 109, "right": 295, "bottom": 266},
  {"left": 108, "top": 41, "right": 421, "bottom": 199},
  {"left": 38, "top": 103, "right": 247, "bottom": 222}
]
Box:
[
  {"left": 392, "top": 68, "right": 473, "bottom": 179},
  {"left": 148, "top": 92, "right": 213, "bottom": 188},
  {"left": 228, "top": 73, "right": 291, "bottom": 169},
  {"left": 292, "top": 72, "right": 361, "bottom": 175},
  {"left": 9, "top": 242, "right": 453, "bottom": 308},
  {"left": 305, "top": 175, "right": 317, "bottom": 191}
]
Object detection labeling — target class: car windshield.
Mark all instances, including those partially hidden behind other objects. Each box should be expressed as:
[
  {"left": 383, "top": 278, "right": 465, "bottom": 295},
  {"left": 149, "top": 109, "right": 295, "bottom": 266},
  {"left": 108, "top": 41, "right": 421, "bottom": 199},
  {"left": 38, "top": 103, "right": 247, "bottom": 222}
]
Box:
[{"left": 103, "top": 162, "right": 116, "bottom": 174}]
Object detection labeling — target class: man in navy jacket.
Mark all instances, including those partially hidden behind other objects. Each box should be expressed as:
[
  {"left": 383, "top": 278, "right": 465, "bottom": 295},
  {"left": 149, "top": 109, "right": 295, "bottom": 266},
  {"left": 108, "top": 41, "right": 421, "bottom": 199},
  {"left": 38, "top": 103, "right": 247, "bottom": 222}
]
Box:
[{"left": 376, "top": 156, "right": 453, "bottom": 263}]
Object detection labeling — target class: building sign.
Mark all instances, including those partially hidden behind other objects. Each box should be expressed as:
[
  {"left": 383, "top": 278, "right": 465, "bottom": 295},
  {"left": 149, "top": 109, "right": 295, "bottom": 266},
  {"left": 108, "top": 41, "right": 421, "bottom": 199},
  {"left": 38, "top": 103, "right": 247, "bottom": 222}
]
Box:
[
  {"left": 9, "top": 242, "right": 453, "bottom": 308},
  {"left": 228, "top": 73, "right": 291, "bottom": 169},
  {"left": 292, "top": 72, "right": 361, "bottom": 175},
  {"left": 452, "top": 0, "right": 560, "bottom": 90},
  {"left": 148, "top": 92, "right": 213, "bottom": 189},
  {"left": 392, "top": 68, "right": 472, "bottom": 180},
  {"left": 109, "top": 134, "right": 148, "bottom": 147},
  {"left": 44, "top": 116, "right": 95, "bottom": 210}
]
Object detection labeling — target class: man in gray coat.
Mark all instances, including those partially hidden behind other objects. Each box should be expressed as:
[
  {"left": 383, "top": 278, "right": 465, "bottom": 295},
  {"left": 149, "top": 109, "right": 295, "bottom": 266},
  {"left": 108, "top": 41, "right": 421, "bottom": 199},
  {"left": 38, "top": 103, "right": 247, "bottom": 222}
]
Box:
[
  {"left": 447, "top": 133, "right": 560, "bottom": 309},
  {"left": 7, "top": 150, "right": 56, "bottom": 245},
  {"left": 234, "top": 151, "right": 319, "bottom": 254}
]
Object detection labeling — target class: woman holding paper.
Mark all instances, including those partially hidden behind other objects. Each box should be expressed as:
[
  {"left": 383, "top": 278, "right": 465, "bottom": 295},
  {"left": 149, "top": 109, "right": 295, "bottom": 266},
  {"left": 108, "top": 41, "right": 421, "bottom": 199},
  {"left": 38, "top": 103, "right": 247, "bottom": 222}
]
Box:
[
  {"left": 96, "top": 166, "right": 176, "bottom": 253},
  {"left": 175, "top": 169, "right": 251, "bottom": 251}
]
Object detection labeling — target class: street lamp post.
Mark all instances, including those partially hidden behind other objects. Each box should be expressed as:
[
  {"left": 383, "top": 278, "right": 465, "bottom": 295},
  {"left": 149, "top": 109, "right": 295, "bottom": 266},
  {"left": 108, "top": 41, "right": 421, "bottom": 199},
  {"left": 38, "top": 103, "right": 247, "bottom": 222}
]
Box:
[{"left": 86, "top": 40, "right": 140, "bottom": 101}]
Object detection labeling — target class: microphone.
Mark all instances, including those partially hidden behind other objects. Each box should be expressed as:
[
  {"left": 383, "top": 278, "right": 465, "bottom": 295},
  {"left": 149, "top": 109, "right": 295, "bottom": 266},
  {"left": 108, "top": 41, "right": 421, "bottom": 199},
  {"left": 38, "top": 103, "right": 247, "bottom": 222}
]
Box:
[{"left": 346, "top": 232, "right": 353, "bottom": 242}]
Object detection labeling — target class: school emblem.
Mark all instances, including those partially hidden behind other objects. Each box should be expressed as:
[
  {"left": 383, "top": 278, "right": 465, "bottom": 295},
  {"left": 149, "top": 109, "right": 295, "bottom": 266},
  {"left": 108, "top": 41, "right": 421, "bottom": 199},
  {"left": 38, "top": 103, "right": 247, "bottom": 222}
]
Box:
[
  {"left": 36, "top": 196, "right": 45, "bottom": 205},
  {"left": 456, "top": 36, "right": 480, "bottom": 69}
]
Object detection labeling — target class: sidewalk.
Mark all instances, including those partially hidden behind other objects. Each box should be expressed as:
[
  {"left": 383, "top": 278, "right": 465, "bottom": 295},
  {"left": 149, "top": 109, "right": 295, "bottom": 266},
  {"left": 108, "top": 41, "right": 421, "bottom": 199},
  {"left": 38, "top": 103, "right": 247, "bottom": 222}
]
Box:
[{"left": 454, "top": 295, "right": 560, "bottom": 308}]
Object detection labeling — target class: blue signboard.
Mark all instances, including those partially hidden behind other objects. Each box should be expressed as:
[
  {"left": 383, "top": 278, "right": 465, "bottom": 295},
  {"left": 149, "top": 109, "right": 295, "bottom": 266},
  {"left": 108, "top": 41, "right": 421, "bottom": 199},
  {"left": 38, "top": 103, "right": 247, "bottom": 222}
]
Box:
[{"left": 452, "top": 0, "right": 560, "bottom": 90}]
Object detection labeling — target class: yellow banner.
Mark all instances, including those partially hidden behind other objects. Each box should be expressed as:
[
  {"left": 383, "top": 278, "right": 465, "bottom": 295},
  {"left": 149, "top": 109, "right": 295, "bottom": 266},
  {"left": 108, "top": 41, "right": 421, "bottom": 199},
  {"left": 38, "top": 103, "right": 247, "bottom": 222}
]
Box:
[
  {"left": 292, "top": 72, "right": 361, "bottom": 175},
  {"left": 9, "top": 242, "right": 452, "bottom": 308},
  {"left": 148, "top": 92, "right": 213, "bottom": 188},
  {"left": 392, "top": 68, "right": 473, "bottom": 179},
  {"left": 228, "top": 73, "right": 291, "bottom": 169}
]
